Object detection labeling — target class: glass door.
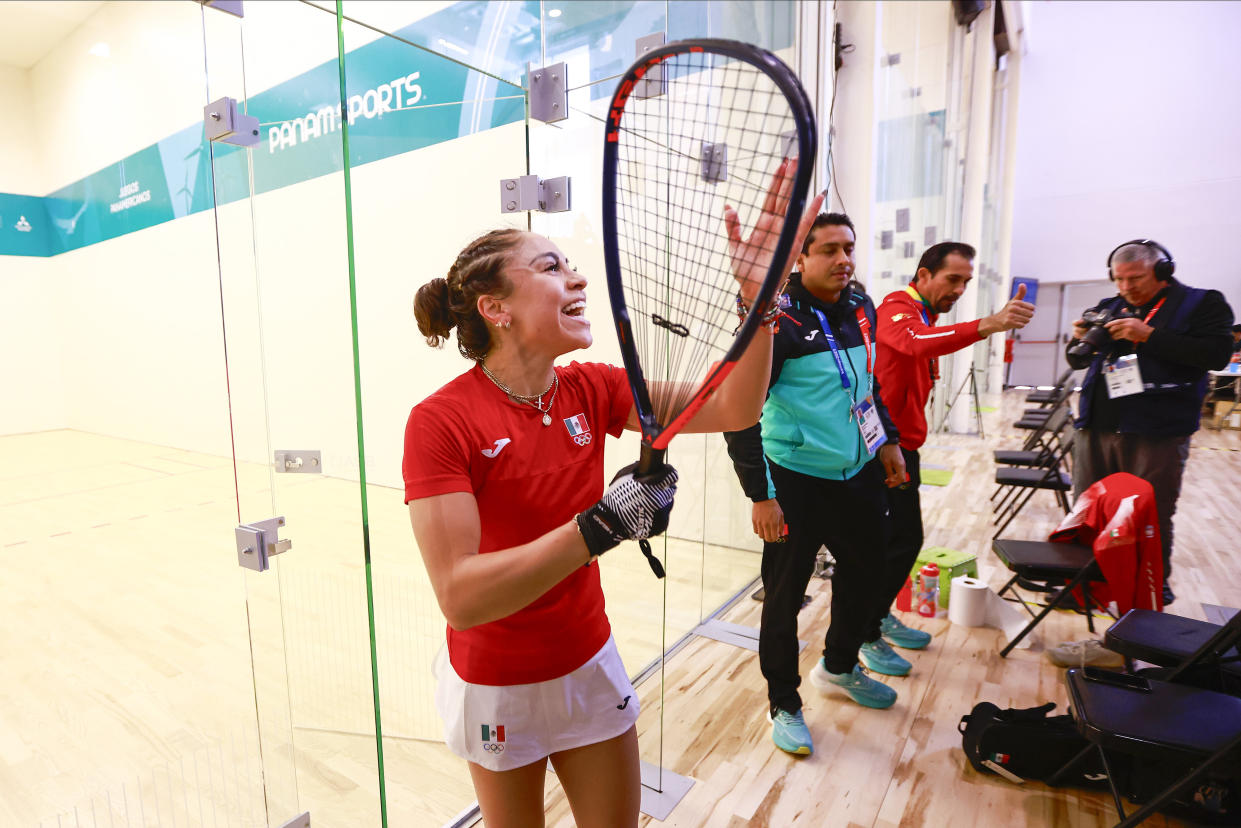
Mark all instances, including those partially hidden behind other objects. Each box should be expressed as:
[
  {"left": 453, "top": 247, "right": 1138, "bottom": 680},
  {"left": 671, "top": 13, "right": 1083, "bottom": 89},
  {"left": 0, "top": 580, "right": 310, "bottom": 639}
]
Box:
[
  {"left": 204, "top": 1, "right": 537, "bottom": 825},
  {"left": 201, "top": 1, "right": 387, "bottom": 826},
  {"left": 5, "top": 2, "right": 294, "bottom": 826}
]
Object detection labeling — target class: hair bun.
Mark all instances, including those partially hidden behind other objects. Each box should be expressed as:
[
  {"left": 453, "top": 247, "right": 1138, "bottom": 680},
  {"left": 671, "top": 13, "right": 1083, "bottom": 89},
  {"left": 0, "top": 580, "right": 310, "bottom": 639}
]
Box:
[{"left": 414, "top": 277, "right": 455, "bottom": 347}]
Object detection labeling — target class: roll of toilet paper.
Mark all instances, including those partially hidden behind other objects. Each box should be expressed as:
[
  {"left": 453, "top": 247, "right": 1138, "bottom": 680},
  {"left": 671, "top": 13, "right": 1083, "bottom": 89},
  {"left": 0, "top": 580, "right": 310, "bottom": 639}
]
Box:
[{"left": 948, "top": 575, "right": 988, "bottom": 627}]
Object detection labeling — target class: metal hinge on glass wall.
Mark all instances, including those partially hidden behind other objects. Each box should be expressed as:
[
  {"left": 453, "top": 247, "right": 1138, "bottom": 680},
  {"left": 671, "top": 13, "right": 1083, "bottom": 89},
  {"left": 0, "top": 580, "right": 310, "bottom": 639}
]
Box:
[
  {"left": 235, "top": 516, "right": 292, "bottom": 572},
  {"left": 528, "top": 62, "right": 568, "bottom": 123},
  {"left": 275, "top": 450, "right": 321, "bottom": 474},
  {"left": 499, "top": 175, "right": 571, "bottom": 214},
  {"left": 204, "top": 97, "right": 260, "bottom": 147},
  {"left": 634, "top": 33, "right": 667, "bottom": 99},
  {"left": 196, "top": 0, "right": 243, "bottom": 17}
]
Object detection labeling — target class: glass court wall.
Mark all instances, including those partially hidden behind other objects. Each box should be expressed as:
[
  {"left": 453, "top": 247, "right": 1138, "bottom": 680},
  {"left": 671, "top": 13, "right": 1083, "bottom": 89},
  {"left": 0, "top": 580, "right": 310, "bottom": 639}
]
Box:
[{"left": 2, "top": 1, "right": 797, "bottom": 826}]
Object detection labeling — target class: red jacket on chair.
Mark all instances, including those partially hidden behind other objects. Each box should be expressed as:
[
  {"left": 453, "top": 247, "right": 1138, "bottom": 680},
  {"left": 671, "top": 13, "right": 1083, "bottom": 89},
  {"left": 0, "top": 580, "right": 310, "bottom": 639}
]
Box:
[{"left": 1049, "top": 472, "right": 1164, "bottom": 614}]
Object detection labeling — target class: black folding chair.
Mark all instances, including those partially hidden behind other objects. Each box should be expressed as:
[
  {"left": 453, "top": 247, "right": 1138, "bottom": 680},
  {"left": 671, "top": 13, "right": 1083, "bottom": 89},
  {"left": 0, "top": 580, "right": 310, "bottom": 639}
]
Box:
[
  {"left": 1105, "top": 608, "right": 1241, "bottom": 694},
  {"left": 1048, "top": 667, "right": 1241, "bottom": 827},
  {"left": 992, "top": 538, "right": 1111, "bottom": 657},
  {"left": 992, "top": 430, "right": 1074, "bottom": 538},
  {"left": 1013, "top": 383, "right": 1074, "bottom": 441},
  {"left": 994, "top": 404, "right": 1073, "bottom": 470},
  {"left": 1025, "top": 368, "right": 1075, "bottom": 406}
]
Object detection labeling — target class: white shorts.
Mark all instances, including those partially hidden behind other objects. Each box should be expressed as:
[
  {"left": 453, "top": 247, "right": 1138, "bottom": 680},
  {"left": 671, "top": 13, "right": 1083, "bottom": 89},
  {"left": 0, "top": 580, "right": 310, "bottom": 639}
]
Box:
[{"left": 433, "top": 635, "right": 639, "bottom": 772}]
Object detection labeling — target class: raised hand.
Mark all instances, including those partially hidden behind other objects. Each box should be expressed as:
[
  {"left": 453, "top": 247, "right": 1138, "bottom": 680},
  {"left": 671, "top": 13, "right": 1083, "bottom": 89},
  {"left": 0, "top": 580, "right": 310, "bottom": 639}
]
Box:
[
  {"left": 723, "top": 159, "right": 824, "bottom": 304},
  {"left": 981, "top": 282, "right": 1036, "bottom": 337}
]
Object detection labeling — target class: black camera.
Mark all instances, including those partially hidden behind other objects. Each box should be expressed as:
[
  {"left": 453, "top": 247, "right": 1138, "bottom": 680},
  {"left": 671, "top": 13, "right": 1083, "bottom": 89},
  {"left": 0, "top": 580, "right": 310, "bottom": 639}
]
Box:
[{"left": 1065, "top": 307, "right": 1136, "bottom": 369}]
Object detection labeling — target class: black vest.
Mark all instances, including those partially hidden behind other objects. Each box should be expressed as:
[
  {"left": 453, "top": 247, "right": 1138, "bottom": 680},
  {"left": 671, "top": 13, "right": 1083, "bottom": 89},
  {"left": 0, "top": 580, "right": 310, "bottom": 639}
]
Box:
[{"left": 1076, "top": 279, "right": 1210, "bottom": 437}]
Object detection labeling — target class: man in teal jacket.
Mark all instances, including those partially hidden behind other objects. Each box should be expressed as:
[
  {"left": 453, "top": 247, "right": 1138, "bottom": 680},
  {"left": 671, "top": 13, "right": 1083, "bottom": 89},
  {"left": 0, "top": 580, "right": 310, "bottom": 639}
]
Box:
[{"left": 725, "top": 213, "right": 907, "bottom": 757}]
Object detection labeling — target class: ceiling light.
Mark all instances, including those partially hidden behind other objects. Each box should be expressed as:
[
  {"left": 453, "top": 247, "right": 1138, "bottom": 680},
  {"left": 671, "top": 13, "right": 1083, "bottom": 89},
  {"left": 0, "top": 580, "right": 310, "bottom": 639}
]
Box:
[{"left": 89, "top": 42, "right": 110, "bottom": 58}]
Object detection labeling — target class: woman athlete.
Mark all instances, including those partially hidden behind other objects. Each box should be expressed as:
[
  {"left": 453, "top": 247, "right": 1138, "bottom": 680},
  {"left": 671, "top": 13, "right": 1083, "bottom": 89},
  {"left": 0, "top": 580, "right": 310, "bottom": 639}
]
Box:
[{"left": 404, "top": 173, "right": 821, "bottom": 827}]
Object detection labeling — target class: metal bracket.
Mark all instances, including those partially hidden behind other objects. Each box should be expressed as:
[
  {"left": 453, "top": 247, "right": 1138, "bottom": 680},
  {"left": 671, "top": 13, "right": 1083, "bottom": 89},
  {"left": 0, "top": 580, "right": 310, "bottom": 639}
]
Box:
[
  {"left": 278, "top": 813, "right": 310, "bottom": 828},
  {"left": 499, "top": 174, "right": 571, "bottom": 214},
  {"left": 274, "top": 450, "right": 321, "bottom": 474},
  {"left": 528, "top": 62, "right": 568, "bottom": 123},
  {"left": 196, "top": 0, "right": 244, "bottom": 17},
  {"left": 780, "top": 129, "right": 799, "bottom": 160},
  {"left": 205, "top": 97, "right": 260, "bottom": 147},
  {"left": 235, "top": 516, "right": 292, "bottom": 572},
  {"left": 700, "top": 142, "right": 728, "bottom": 183},
  {"left": 634, "top": 33, "right": 667, "bottom": 99}
]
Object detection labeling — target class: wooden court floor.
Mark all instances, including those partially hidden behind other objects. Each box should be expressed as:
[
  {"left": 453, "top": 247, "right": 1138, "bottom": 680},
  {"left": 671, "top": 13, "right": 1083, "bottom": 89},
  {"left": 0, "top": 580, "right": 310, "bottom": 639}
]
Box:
[
  {"left": 537, "top": 389, "right": 1241, "bottom": 828},
  {"left": 4, "top": 386, "right": 1239, "bottom": 827}
]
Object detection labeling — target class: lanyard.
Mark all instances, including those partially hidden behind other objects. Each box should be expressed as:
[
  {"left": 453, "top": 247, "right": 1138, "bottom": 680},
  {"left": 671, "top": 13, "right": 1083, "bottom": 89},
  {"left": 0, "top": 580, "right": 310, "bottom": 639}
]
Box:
[
  {"left": 810, "top": 307, "right": 875, "bottom": 394},
  {"left": 1141, "top": 297, "right": 1166, "bottom": 324},
  {"left": 904, "top": 284, "right": 932, "bottom": 326},
  {"left": 855, "top": 308, "right": 873, "bottom": 374},
  {"left": 812, "top": 308, "right": 851, "bottom": 390}
]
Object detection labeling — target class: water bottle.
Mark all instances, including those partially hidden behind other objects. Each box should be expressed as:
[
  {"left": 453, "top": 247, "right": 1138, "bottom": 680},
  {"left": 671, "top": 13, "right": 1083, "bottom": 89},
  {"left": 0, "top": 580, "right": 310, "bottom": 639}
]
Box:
[{"left": 917, "top": 563, "right": 940, "bottom": 617}]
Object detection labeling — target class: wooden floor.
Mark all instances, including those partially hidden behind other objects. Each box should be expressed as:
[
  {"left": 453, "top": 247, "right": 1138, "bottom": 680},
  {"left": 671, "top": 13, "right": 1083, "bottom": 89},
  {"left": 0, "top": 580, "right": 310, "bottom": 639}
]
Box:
[
  {"left": 4, "top": 388, "right": 1239, "bottom": 827},
  {"left": 536, "top": 389, "right": 1241, "bottom": 828}
]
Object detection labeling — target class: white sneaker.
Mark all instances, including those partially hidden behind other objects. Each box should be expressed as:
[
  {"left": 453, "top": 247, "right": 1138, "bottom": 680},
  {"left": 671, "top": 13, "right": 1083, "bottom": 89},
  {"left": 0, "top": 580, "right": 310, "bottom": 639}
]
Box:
[{"left": 1045, "top": 639, "right": 1124, "bottom": 668}]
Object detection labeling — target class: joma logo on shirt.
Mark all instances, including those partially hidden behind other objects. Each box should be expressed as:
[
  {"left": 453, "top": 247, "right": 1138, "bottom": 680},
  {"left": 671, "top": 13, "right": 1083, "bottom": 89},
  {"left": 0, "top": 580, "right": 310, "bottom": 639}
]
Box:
[{"left": 481, "top": 438, "right": 511, "bottom": 458}]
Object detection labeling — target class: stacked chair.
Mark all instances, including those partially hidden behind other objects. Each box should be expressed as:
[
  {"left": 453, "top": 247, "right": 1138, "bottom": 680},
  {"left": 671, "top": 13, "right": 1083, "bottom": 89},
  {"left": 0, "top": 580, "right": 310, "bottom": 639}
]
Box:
[
  {"left": 1024, "top": 368, "right": 1075, "bottom": 406},
  {"left": 991, "top": 387, "right": 1076, "bottom": 538}
]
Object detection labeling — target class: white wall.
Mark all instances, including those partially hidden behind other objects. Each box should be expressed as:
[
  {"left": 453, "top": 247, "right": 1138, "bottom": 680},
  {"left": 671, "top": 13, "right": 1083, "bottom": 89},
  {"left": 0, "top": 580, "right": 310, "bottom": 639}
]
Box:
[
  {"left": 0, "top": 261, "right": 65, "bottom": 434},
  {"left": 0, "top": 64, "right": 42, "bottom": 193},
  {"left": 0, "top": 60, "right": 60, "bottom": 436},
  {"left": 1011, "top": 0, "right": 1241, "bottom": 301}
]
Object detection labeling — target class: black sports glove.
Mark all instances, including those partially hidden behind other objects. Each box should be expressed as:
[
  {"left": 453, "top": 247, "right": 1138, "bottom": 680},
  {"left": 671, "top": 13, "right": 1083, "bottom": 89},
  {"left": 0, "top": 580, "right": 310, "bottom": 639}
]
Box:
[{"left": 576, "top": 462, "right": 678, "bottom": 577}]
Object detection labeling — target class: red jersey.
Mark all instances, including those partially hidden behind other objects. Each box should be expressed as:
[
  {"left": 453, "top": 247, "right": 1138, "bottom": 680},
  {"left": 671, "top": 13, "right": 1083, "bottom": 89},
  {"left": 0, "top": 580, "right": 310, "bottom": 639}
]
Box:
[
  {"left": 1050, "top": 472, "right": 1164, "bottom": 614},
  {"left": 402, "top": 361, "right": 633, "bottom": 685},
  {"left": 875, "top": 285, "right": 983, "bottom": 450}
]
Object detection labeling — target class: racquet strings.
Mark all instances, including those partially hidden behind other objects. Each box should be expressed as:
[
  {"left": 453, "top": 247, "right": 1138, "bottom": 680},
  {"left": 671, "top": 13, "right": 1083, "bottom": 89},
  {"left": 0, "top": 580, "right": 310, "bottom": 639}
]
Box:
[{"left": 614, "top": 50, "right": 800, "bottom": 428}]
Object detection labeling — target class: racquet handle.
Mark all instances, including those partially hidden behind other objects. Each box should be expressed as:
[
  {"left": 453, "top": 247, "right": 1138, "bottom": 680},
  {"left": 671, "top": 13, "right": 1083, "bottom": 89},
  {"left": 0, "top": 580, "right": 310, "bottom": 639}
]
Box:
[{"left": 636, "top": 444, "right": 667, "bottom": 480}]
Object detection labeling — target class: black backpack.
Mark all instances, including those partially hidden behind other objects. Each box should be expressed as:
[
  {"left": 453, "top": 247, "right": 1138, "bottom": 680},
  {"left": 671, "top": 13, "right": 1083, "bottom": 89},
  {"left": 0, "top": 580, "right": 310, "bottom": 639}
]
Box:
[{"left": 959, "top": 701, "right": 1111, "bottom": 786}]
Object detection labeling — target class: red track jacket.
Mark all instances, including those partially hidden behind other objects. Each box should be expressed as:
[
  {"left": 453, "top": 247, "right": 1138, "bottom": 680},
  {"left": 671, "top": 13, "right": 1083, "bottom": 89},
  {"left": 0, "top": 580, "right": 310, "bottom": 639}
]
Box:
[
  {"left": 1050, "top": 472, "right": 1164, "bottom": 614},
  {"left": 875, "top": 286, "right": 982, "bottom": 450}
]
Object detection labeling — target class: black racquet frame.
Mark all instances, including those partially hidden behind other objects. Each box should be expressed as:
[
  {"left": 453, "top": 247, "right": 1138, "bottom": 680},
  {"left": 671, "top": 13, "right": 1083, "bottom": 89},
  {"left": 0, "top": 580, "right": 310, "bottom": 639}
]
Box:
[{"left": 602, "top": 39, "right": 817, "bottom": 476}]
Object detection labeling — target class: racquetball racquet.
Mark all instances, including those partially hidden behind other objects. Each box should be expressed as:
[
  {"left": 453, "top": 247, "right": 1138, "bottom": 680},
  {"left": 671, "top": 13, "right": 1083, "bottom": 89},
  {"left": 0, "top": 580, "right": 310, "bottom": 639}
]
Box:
[{"left": 602, "top": 39, "right": 817, "bottom": 479}]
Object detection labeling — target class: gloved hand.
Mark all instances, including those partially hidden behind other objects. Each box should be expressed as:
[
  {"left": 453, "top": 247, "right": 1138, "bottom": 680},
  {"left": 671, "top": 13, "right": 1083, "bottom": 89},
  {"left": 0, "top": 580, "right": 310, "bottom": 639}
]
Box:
[{"left": 576, "top": 462, "right": 678, "bottom": 565}]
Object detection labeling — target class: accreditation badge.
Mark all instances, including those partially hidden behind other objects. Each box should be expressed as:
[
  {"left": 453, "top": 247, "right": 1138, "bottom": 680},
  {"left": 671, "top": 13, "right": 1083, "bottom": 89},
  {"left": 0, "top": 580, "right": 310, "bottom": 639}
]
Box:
[
  {"left": 854, "top": 395, "right": 888, "bottom": 453},
  {"left": 1104, "top": 353, "right": 1144, "bottom": 398}
]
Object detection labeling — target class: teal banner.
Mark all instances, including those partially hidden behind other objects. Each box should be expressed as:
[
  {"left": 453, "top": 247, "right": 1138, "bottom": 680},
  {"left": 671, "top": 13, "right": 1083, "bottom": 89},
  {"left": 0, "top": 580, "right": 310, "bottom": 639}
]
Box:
[
  {"left": 3, "top": 0, "right": 792, "bottom": 259},
  {"left": 12, "top": 1, "right": 534, "bottom": 258},
  {"left": 0, "top": 193, "right": 52, "bottom": 257}
]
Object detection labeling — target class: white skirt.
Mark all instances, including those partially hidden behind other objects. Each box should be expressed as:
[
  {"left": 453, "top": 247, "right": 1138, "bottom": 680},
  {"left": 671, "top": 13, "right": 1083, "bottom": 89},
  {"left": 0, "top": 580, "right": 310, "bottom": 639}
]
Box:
[{"left": 433, "top": 635, "right": 640, "bottom": 771}]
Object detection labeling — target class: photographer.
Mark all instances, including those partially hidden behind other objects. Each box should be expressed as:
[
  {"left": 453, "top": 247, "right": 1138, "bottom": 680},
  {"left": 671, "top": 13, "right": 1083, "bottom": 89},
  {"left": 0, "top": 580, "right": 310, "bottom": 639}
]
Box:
[{"left": 1067, "top": 240, "right": 1234, "bottom": 604}]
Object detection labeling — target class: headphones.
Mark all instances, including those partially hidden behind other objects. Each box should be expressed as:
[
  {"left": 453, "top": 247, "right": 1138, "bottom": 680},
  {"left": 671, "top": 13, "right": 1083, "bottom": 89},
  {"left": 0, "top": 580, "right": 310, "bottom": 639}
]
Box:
[{"left": 1106, "top": 239, "right": 1175, "bottom": 282}]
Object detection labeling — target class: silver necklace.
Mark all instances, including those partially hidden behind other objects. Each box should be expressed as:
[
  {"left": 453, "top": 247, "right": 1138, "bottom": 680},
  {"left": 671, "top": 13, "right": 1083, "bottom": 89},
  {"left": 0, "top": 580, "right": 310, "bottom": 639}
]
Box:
[{"left": 480, "top": 363, "right": 559, "bottom": 426}]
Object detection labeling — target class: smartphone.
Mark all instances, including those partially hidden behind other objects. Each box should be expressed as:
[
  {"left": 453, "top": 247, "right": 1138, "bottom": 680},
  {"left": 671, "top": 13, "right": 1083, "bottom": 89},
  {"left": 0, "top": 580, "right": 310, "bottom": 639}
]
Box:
[{"left": 1081, "top": 666, "right": 1150, "bottom": 692}]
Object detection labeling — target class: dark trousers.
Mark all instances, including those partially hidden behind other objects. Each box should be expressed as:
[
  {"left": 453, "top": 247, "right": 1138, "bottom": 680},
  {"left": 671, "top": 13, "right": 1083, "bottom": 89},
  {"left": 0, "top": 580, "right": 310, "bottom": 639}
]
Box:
[
  {"left": 873, "top": 446, "right": 923, "bottom": 628},
  {"left": 1072, "top": 429, "right": 1191, "bottom": 577},
  {"left": 762, "top": 458, "right": 890, "bottom": 714}
]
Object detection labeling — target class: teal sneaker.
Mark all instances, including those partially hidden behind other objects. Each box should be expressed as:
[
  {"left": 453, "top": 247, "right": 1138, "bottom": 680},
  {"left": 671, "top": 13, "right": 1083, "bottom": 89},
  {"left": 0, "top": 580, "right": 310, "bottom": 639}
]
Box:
[
  {"left": 859, "top": 638, "right": 912, "bottom": 676},
  {"left": 881, "top": 613, "right": 932, "bottom": 650},
  {"left": 767, "top": 707, "right": 813, "bottom": 756},
  {"left": 809, "top": 660, "right": 898, "bottom": 709}
]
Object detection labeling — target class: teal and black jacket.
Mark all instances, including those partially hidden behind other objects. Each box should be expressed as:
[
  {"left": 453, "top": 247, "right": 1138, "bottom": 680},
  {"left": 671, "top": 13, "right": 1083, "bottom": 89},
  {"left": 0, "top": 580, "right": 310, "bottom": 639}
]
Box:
[{"left": 724, "top": 276, "right": 901, "bottom": 501}]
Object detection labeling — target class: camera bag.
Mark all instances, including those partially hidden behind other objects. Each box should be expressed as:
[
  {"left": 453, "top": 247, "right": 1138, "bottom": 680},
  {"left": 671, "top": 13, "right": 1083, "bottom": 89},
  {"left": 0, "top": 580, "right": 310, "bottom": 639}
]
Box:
[{"left": 959, "top": 701, "right": 1109, "bottom": 785}]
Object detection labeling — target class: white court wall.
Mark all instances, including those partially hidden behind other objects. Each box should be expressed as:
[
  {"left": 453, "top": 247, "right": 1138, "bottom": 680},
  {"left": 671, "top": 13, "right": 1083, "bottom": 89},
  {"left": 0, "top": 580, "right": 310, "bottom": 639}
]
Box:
[
  {"left": 0, "top": 260, "right": 66, "bottom": 435},
  {"left": 3, "top": 2, "right": 516, "bottom": 470},
  {"left": 1010, "top": 0, "right": 1241, "bottom": 300},
  {"left": 0, "top": 64, "right": 42, "bottom": 194}
]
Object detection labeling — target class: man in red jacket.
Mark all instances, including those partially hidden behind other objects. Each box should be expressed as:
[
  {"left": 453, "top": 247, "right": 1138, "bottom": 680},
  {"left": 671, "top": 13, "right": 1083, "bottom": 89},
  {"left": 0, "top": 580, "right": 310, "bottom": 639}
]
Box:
[{"left": 872, "top": 242, "right": 1035, "bottom": 650}]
